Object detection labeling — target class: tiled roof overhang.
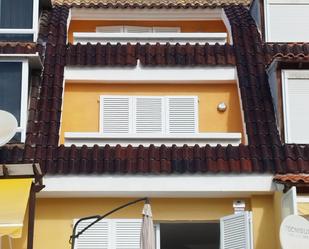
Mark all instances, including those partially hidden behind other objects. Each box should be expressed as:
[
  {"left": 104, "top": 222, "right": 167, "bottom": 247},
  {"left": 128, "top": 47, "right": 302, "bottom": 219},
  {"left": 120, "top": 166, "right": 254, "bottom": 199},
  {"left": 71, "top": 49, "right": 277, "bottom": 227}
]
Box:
[
  {"left": 0, "top": 4, "right": 309, "bottom": 176},
  {"left": 0, "top": 42, "right": 38, "bottom": 54},
  {"left": 274, "top": 174, "right": 309, "bottom": 185},
  {"left": 264, "top": 43, "right": 309, "bottom": 66},
  {"left": 52, "top": 0, "right": 251, "bottom": 8},
  {"left": 67, "top": 43, "right": 236, "bottom": 66}
]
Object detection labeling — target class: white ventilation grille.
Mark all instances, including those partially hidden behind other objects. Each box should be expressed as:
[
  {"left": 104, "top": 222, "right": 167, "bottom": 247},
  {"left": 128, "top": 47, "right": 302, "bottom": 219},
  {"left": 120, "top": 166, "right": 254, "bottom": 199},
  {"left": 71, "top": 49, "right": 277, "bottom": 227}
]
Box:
[
  {"left": 167, "top": 97, "right": 198, "bottom": 133},
  {"left": 135, "top": 97, "right": 163, "bottom": 133},
  {"left": 74, "top": 219, "right": 142, "bottom": 249},
  {"left": 101, "top": 96, "right": 131, "bottom": 133},
  {"left": 220, "top": 211, "right": 253, "bottom": 249}
]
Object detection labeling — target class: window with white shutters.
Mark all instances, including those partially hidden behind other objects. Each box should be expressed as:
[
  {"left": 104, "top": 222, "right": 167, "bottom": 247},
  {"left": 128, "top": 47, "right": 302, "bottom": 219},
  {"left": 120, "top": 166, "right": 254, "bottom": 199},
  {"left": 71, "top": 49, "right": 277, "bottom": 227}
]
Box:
[
  {"left": 74, "top": 219, "right": 142, "bottom": 249},
  {"left": 100, "top": 96, "right": 131, "bottom": 134},
  {"left": 96, "top": 26, "right": 180, "bottom": 33},
  {"left": 134, "top": 97, "right": 164, "bottom": 134},
  {"left": 167, "top": 96, "right": 198, "bottom": 134},
  {"left": 100, "top": 96, "right": 198, "bottom": 135},
  {"left": 282, "top": 70, "right": 309, "bottom": 143},
  {"left": 220, "top": 211, "right": 253, "bottom": 249}
]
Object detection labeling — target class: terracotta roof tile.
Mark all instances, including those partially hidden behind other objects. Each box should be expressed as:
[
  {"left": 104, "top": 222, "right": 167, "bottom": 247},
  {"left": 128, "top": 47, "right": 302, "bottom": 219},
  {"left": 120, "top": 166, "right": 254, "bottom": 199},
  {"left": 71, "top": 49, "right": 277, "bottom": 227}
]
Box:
[
  {"left": 264, "top": 43, "right": 309, "bottom": 65},
  {"left": 224, "top": 5, "right": 280, "bottom": 147},
  {"left": 0, "top": 42, "right": 37, "bottom": 54},
  {"left": 2, "top": 5, "right": 309, "bottom": 177},
  {"left": 52, "top": 0, "right": 251, "bottom": 8},
  {"left": 274, "top": 174, "right": 309, "bottom": 184},
  {"left": 66, "top": 43, "right": 236, "bottom": 66}
]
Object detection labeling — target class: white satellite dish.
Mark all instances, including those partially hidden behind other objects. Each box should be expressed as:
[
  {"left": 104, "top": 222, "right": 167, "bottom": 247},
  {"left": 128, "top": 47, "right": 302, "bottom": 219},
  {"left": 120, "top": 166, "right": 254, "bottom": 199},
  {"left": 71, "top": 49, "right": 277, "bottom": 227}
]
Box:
[{"left": 0, "top": 110, "right": 18, "bottom": 146}]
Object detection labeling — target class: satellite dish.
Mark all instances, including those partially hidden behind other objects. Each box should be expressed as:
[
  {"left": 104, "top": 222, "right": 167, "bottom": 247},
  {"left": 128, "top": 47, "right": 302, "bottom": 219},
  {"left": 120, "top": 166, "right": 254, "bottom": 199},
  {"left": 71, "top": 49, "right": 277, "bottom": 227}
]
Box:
[{"left": 0, "top": 110, "right": 18, "bottom": 146}]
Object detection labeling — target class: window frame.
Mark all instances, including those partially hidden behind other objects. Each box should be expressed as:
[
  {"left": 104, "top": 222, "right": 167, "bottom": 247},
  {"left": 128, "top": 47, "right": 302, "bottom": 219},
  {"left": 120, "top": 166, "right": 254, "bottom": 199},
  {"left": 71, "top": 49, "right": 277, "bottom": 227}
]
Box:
[
  {"left": 0, "top": 58, "right": 29, "bottom": 142},
  {"left": 99, "top": 95, "right": 198, "bottom": 136},
  {"left": 282, "top": 69, "right": 309, "bottom": 143},
  {"left": 0, "top": 0, "right": 39, "bottom": 42}
]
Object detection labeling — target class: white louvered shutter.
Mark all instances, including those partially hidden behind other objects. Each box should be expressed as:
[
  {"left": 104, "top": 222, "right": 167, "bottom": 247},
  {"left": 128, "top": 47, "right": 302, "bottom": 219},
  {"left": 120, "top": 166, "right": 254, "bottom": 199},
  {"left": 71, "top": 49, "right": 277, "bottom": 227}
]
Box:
[
  {"left": 96, "top": 26, "right": 124, "bottom": 33},
  {"left": 281, "top": 186, "right": 298, "bottom": 220},
  {"left": 124, "top": 26, "right": 153, "bottom": 33},
  {"left": 167, "top": 96, "right": 198, "bottom": 134},
  {"left": 220, "top": 211, "right": 253, "bottom": 249},
  {"left": 284, "top": 76, "right": 309, "bottom": 143},
  {"left": 134, "top": 97, "right": 164, "bottom": 134},
  {"left": 100, "top": 96, "right": 131, "bottom": 133},
  {"left": 74, "top": 219, "right": 110, "bottom": 249},
  {"left": 152, "top": 27, "right": 181, "bottom": 33},
  {"left": 114, "top": 219, "right": 142, "bottom": 249}
]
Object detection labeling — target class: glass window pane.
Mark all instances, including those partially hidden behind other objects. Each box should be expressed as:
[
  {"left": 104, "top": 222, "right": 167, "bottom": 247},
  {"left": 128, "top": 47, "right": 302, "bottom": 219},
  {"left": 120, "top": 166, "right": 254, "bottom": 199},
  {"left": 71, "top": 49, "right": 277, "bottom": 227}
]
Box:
[
  {"left": 0, "top": 0, "right": 33, "bottom": 29},
  {"left": 0, "top": 34, "right": 33, "bottom": 42},
  {"left": 0, "top": 62, "right": 22, "bottom": 125}
]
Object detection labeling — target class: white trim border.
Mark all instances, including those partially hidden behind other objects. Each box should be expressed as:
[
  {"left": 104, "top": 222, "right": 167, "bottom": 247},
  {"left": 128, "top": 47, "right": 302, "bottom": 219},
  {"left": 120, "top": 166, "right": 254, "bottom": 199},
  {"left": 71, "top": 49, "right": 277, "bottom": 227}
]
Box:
[
  {"left": 65, "top": 63, "right": 237, "bottom": 84},
  {"left": 39, "top": 174, "right": 276, "bottom": 198}
]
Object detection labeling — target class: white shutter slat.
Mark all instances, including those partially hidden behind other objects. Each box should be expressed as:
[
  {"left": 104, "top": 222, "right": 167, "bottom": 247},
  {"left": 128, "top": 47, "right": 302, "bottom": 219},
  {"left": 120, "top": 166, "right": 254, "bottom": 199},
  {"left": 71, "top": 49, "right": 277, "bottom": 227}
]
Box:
[
  {"left": 285, "top": 78, "right": 309, "bottom": 143},
  {"left": 135, "top": 97, "right": 163, "bottom": 134},
  {"left": 124, "top": 26, "right": 153, "bottom": 33},
  {"left": 74, "top": 219, "right": 110, "bottom": 249},
  {"left": 220, "top": 211, "right": 253, "bottom": 249},
  {"left": 96, "top": 26, "right": 124, "bottom": 33},
  {"left": 101, "top": 96, "right": 131, "bottom": 133},
  {"left": 114, "top": 220, "right": 142, "bottom": 249},
  {"left": 167, "top": 97, "right": 197, "bottom": 134},
  {"left": 152, "top": 27, "right": 181, "bottom": 33}
]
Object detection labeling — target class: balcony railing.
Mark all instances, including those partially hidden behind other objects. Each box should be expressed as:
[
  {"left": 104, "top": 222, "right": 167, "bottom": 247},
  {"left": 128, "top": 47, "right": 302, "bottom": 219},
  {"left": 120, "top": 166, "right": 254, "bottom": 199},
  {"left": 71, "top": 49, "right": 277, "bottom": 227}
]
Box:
[{"left": 73, "top": 32, "right": 228, "bottom": 45}]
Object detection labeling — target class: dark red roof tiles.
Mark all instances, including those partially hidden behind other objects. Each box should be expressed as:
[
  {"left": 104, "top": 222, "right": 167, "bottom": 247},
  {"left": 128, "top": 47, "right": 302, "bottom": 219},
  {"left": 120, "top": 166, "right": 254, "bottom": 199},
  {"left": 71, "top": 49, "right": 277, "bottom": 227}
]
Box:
[
  {"left": 66, "top": 43, "right": 236, "bottom": 66},
  {"left": 224, "top": 5, "right": 280, "bottom": 147},
  {"left": 264, "top": 43, "right": 309, "bottom": 65},
  {"left": 1, "top": 4, "right": 309, "bottom": 176},
  {"left": 0, "top": 42, "right": 37, "bottom": 54}
]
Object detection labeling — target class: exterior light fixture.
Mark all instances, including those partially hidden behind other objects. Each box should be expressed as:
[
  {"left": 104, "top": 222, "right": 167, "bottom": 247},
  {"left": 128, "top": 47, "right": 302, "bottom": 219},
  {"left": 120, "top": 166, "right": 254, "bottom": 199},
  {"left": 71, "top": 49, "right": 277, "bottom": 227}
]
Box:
[{"left": 217, "top": 102, "right": 227, "bottom": 112}]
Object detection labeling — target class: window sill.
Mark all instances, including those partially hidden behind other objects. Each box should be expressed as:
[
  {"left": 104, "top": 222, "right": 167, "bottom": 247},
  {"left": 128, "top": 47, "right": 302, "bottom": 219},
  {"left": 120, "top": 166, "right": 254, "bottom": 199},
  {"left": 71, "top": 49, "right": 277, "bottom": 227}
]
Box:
[{"left": 64, "top": 132, "right": 242, "bottom": 146}]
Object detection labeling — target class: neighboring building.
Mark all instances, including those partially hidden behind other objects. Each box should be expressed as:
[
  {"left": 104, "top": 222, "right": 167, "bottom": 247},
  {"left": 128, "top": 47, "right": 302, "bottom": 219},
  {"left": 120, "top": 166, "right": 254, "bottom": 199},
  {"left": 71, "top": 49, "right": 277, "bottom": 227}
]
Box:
[{"left": 0, "top": 1, "right": 308, "bottom": 249}]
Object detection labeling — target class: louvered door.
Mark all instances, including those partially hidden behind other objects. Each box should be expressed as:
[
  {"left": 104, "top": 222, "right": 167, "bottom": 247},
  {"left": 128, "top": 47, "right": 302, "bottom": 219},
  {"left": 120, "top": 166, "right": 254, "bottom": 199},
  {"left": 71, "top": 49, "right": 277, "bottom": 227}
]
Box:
[
  {"left": 100, "top": 96, "right": 132, "bottom": 133},
  {"left": 114, "top": 219, "right": 142, "bottom": 249},
  {"left": 74, "top": 219, "right": 142, "bottom": 249},
  {"left": 220, "top": 211, "right": 253, "bottom": 249},
  {"left": 166, "top": 96, "right": 198, "bottom": 134},
  {"left": 134, "top": 97, "right": 164, "bottom": 134},
  {"left": 74, "top": 219, "right": 110, "bottom": 249}
]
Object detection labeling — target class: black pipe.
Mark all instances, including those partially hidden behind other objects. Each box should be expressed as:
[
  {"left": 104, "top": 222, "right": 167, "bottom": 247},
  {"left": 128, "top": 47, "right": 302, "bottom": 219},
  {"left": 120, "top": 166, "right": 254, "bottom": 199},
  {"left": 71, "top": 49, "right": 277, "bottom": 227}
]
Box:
[{"left": 70, "top": 197, "right": 149, "bottom": 249}]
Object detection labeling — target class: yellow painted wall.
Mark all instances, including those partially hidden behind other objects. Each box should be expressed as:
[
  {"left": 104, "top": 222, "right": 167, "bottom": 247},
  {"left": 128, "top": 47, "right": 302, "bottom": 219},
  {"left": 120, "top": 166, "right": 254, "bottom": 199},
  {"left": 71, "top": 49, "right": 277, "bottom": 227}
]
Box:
[
  {"left": 7, "top": 196, "right": 281, "bottom": 249},
  {"left": 60, "top": 83, "right": 243, "bottom": 144},
  {"left": 68, "top": 20, "right": 227, "bottom": 43},
  {"left": 251, "top": 195, "right": 279, "bottom": 249},
  {"left": 273, "top": 191, "right": 282, "bottom": 249}
]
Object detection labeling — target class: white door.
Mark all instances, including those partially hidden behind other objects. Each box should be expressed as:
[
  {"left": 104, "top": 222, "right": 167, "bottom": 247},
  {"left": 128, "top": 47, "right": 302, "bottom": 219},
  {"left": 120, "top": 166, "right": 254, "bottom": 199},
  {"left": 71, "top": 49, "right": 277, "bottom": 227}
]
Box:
[{"left": 220, "top": 211, "right": 253, "bottom": 249}]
